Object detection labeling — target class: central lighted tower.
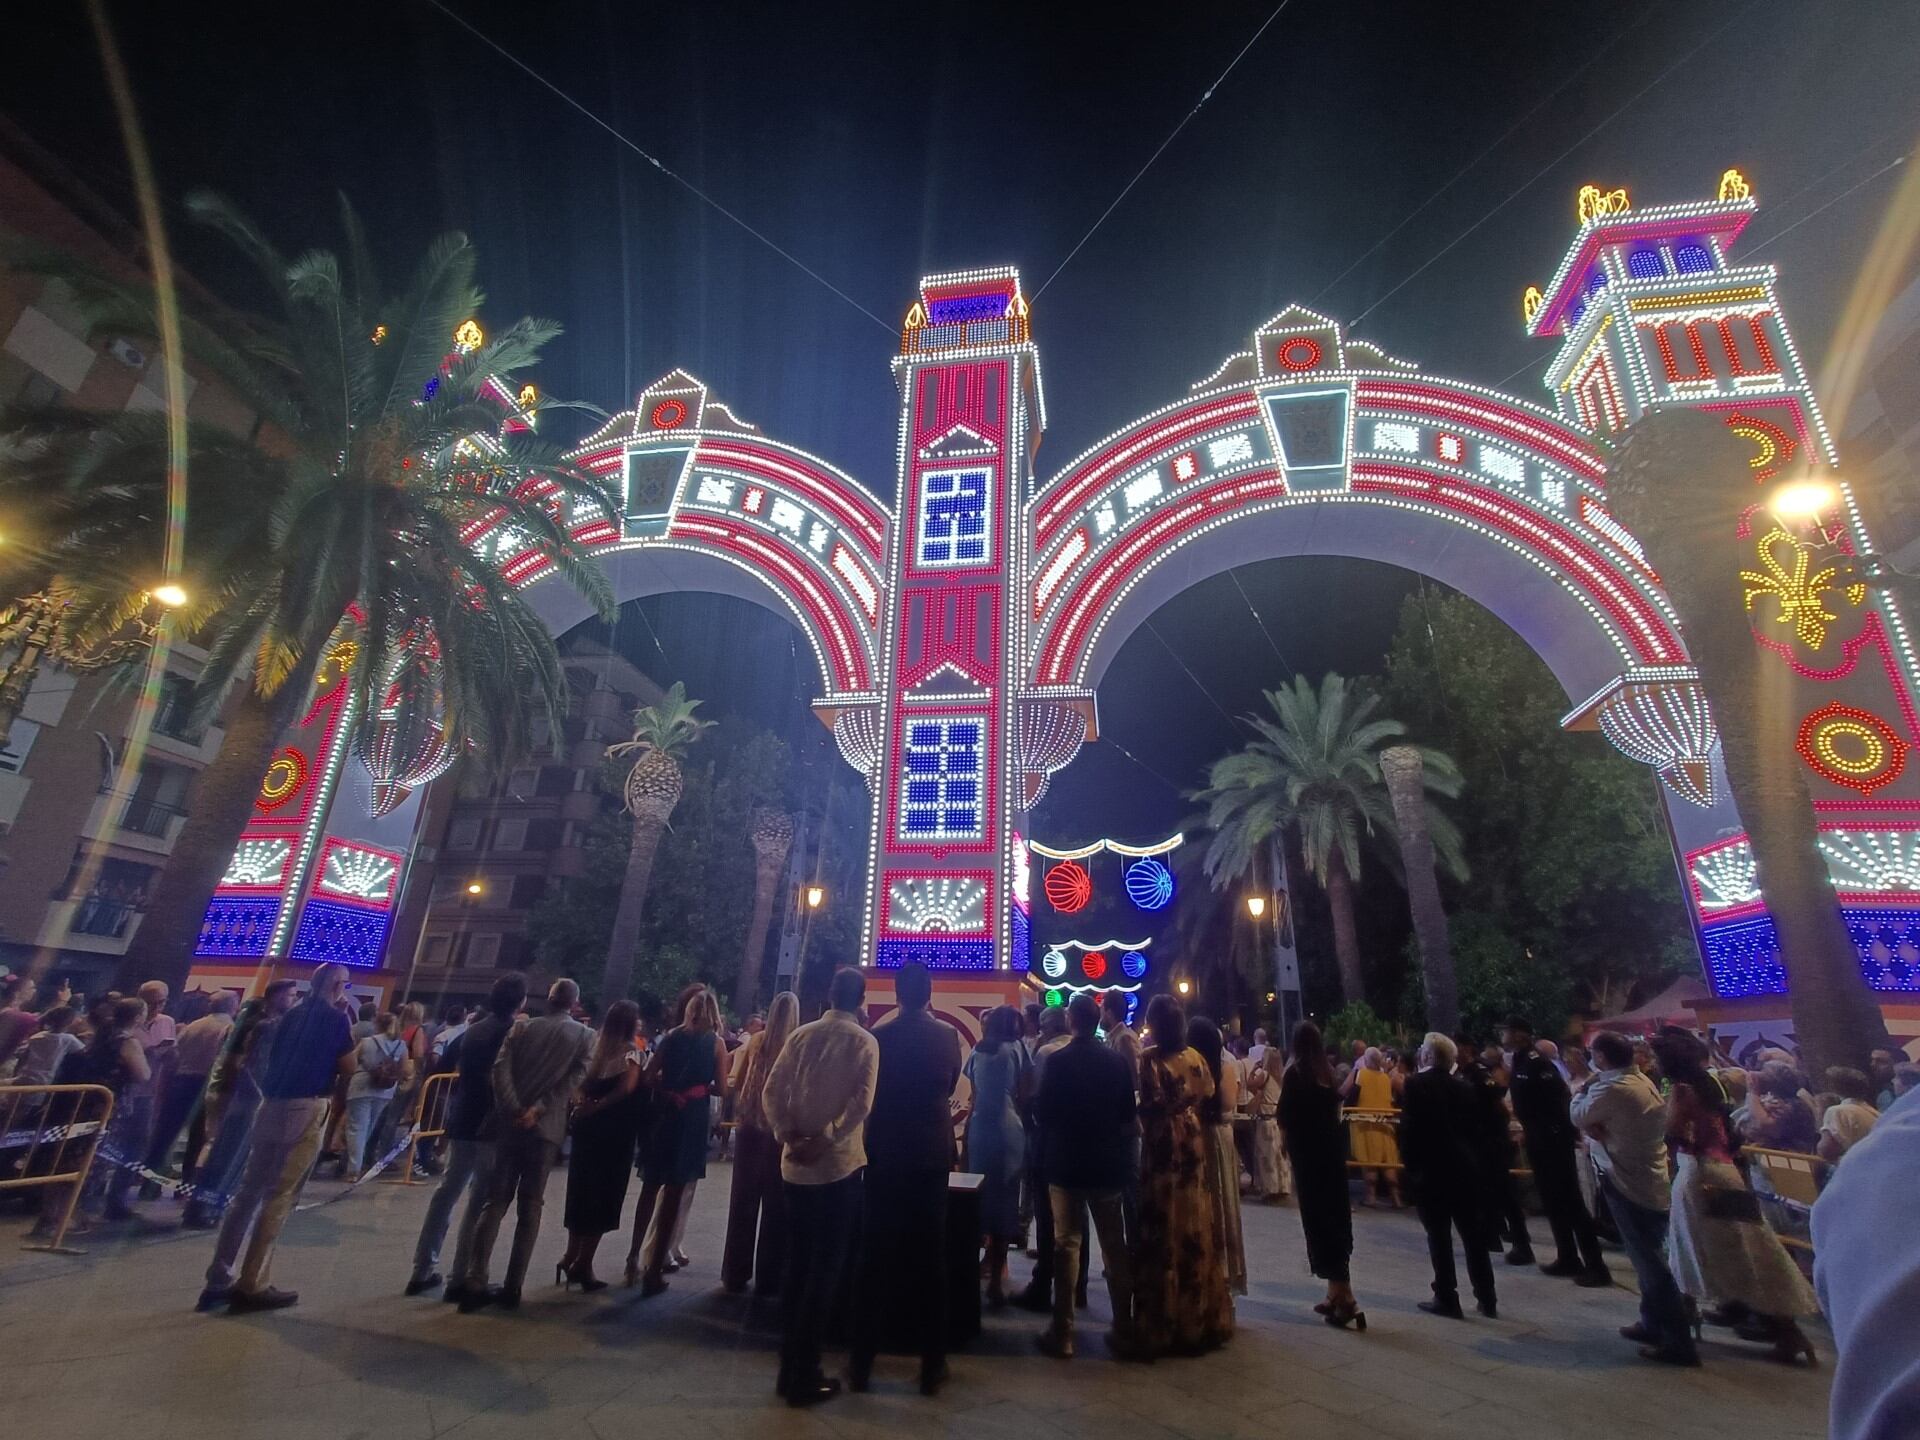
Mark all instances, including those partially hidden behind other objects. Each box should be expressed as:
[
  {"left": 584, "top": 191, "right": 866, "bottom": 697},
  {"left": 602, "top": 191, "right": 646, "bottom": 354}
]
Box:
[{"left": 863, "top": 269, "right": 1043, "bottom": 972}]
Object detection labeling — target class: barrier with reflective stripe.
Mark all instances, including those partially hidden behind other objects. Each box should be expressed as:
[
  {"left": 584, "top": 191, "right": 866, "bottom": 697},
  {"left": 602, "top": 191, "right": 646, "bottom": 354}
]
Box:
[{"left": 0, "top": 1083, "right": 116, "bottom": 1254}]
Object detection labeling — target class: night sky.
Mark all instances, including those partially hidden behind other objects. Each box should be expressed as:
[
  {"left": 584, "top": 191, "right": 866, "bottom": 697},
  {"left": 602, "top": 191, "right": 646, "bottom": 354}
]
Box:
[{"left": 7, "top": 0, "right": 1918, "bottom": 843}]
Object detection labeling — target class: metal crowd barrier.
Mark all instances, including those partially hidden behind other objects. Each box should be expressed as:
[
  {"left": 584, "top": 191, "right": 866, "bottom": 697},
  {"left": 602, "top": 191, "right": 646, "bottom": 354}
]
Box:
[
  {"left": 1339, "top": 1106, "right": 1535, "bottom": 1176},
  {"left": 0, "top": 1083, "right": 116, "bottom": 1253},
  {"left": 1741, "top": 1144, "right": 1830, "bottom": 1257},
  {"left": 398, "top": 1071, "right": 457, "bottom": 1186}
]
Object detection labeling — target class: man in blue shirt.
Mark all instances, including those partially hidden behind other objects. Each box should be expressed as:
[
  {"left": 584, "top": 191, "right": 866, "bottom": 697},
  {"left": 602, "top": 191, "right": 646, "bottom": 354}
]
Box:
[{"left": 198, "top": 962, "right": 355, "bottom": 1313}]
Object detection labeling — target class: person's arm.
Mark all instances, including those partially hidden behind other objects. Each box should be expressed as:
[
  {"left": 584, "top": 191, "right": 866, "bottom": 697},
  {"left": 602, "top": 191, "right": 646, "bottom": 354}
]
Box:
[
  {"left": 492, "top": 1024, "right": 535, "bottom": 1126},
  {"left": 713, "top": 1033, "right": 731, "bottom": 1093},
  {"left": 119, "top": 1036, "right": 151, "bottom": 1085},
  {"left": 822, "top": 1036, "right": 879, "bottom": 1145},
  {"left": 762, "top": 1035, "right": 801, "bottom": 1142}
]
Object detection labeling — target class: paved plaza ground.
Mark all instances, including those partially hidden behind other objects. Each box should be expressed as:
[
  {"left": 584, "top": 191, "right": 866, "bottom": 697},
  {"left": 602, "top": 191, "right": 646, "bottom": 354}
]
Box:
[{"left": 2, "top": 1162, "right": 1831, "bottom": 1440}]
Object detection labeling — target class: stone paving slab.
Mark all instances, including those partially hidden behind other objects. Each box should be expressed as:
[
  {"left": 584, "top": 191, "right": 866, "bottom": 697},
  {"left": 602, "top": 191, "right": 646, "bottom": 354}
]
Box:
[{"left": 0, "top": 1162, "right": 1830, "bottom": 1439}]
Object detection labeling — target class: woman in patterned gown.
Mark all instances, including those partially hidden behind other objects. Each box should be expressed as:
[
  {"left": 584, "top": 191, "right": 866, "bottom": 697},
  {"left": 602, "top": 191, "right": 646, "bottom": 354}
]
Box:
[{"left": 1132, "top": 995, "right": 1233, "bottom": 1358}]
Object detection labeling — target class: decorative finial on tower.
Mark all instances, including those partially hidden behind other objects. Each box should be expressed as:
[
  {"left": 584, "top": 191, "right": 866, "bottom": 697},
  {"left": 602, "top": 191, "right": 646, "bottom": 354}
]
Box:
[
  {"left": 1522, "top": 286, "right": 1544, "bottom": 327},
  {"left": 1576, "top": 185, "right": 1632, "bottom": 224},
  {"left": 1719, "top": 167, "right": 1752, "bottom": 202},
  {"left": 904, "top": 301, "right": 926, "bottom": 329}
]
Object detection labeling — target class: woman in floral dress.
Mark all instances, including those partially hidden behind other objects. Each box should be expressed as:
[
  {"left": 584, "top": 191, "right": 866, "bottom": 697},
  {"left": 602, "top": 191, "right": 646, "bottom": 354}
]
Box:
[{"left": 1132, "top": 995, "right": 1233, "bottom": 1357}]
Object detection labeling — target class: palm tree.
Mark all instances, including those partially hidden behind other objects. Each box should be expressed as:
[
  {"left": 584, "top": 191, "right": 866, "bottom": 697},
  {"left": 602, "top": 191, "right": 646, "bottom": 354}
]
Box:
[
  {"left": 734, "top": 807, "right": 794, "bottom": 1015},
  {"left": 1381, "top": 745, "right": 1459, "bottom": 1032},
  {"left": 603, "top": 683, "right": 714, "bottom": 1004},
  {"left": 1607, "top": 409, "right": 1890, "bottom": 1072},
  {"left": 2, "top": 195, "right": 615, "bottom": 992},
  {"left": 1195, "top": 674, "right": 1464, "bottom": 1008}
]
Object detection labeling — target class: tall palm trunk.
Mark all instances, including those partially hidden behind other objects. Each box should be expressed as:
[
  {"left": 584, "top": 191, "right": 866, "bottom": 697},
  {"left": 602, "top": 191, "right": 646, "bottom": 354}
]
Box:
[
  {"left": 602, "top": 811, "right": 667, "bottom": 1006},
  {"left": 1381, "top": 746, "right": 1457, "bottom": 1032},
  {"left": 1609, "top": 410, "right": 1889, "bottom": 1073},
  {"left": 735, "top": 809, "right": 793, "bottom": 1015},
  {"left": 1324, "top": 850, "right": 1365, "bottom": 1007},
  {"left": 114, "top": 649, "right": 321, "bottom": 993}
]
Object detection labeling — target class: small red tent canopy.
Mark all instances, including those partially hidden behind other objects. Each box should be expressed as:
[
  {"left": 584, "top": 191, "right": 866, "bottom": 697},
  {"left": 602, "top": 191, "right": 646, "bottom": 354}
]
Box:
[{"left": 1584, "top": 975, "right": 1714, "bottom": 1038}]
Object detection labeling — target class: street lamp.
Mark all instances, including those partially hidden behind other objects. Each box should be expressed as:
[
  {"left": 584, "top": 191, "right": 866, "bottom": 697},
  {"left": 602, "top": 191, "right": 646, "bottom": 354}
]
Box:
[
  {"left": 1245, "top": 894, "right": 1266, "bottom": 919},
  {"left": 465, "top": 881, "right": 484, "bottom": 896},
  {"left": 805, "top": 884, "right": 825, "bottom": 910},
  {"left": 1176, "top": 979, "right": 1191, "bottom": 996},
  {"left": 1768, "top": 476, "right": 1840, "bottom": 523},
  {"left": 150, "top": 583, "right": 189, "bottom": 609}
]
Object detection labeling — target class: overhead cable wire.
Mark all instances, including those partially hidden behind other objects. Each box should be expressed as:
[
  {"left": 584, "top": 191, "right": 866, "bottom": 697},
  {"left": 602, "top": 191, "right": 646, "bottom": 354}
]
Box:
[
  {"left": 1347, "top": 2, "right": 1748, "bottom": 331},
  {"left": 424, "top": 0, "right": 895, "bottom": 334},
  {"left": 1742, "top": 155, "right": 1910, "bottom": 259},
  {"left": 1145, "top": 619, "right": 1243, "bottom": 734},
  {"left": 1034, "top": 1, "right": 1292, "bottom": 300},
  {"left": 1311, "top": 1, "right": 1661, "bottom": 306},
  {"left": 1228, "top": 568, "right": 1292, "bottom": 677}
]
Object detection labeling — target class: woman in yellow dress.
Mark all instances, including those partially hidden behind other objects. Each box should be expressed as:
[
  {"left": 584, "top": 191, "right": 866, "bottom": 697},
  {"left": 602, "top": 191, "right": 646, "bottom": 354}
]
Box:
[{"left": 1345, "top": 1048, "right": 1403, "bottom": 1207}]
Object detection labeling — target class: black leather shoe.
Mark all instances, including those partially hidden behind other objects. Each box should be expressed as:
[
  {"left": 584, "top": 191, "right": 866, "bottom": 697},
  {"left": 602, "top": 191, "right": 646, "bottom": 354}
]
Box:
[
  {"left": 1012, "top": 1284, "right": 1052, "bottom": 1313},
  {"left": 1573, "top": 1269, "right": 1614, "bottom": 1289},
  {"left": 1538, "top": 1258, "right": 1583, "bottom": 1277},
  {"left": 1418, "top": 1298, "right": 1465, "bottom": 1319},
  {"left": 919, "top": 1361, "right": 949, "bottom": 1397},
  {"left": 787, "top": 1377, "right": 841, "bottom": 1409},
  {"left": 847, "top": 1358, "right": 872, "bottom": 1393},
  {"left": 405, "top": 1273, "right": 442, "bottom": 1297},
  {"left": 1619, "top": 1322, "right": 1655, "bottom": 1344},
  {"left": 457, "top": 1288, "right": 494, "bottom": 1314},
  {"left": 443, "top": 1283, "right": 469, "bottom": 1305},
  {"left": 1639, "top": 1344, "right": 1702, "bottom": 1368},
  {"left": 1504, "top": 1248, "right": 1536, "bottom": 1266},
  {"left": 194, "top": 1286, "right": 231, "bottom": 1312},
  {"left": 494, "top": 1288, "right": 521, "bottom": 1311},
  {"left": 1476, "top": 1298, "right": 1498, "bottom": 1319}
]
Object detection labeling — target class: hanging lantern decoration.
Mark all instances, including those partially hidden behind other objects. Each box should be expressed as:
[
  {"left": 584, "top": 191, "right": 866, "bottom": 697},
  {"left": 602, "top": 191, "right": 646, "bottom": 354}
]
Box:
[
  {"left": 1582, "top": 665, "right": 1720, "bottom": 808},
  {"left": 1043, "top": 860, "right": 1093, "bottom": 914},
  {"left": 357, "top": 637, "right": 459, "bottom": 817},
  {"left": 1016, "top": 696, "right": 1089, "bottom": 808}
]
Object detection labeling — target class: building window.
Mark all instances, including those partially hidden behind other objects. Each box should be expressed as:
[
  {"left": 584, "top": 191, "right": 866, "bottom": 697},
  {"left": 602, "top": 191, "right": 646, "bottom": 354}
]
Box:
[
  {"left": 446, "top": 816, "right": 482, "bottom": 851},
  {"left": 1627, "top": 248, "right": 1665, "bottom": 279},
  {"left": 536, "top": 765, "right": 578, "bottom": 797},
  {"left": 0, "top": 717, "right": 42, "bottom": 773},
  {"left": 1674, "top": 242, "right": 1714, "bottom": 274},
  {"left": 120, "top": 762, "right": 190, "bottom": 838},
  {"left": 420, "top": 934, "right": 453, "bottom": 970},
  {"left": 64, "top": 854, "right": 158, "bottom": 937},
  {"left": 898, "top": 717, "right": 983, "bottom": 842},
  {"left": 492, "top": 816, "right": 529, "bottom": 851},
  {"left": 464, "top": 933, "right": 502, "bottom": 970},
  {"left": 152, "top": 673, "right": 206, "bottom": 743},
  {"left": 526, "top": 818, "right": 563, "bottom": 850},
  {"left": 504, "top": 766, "right": 539, "bottom": 800}
]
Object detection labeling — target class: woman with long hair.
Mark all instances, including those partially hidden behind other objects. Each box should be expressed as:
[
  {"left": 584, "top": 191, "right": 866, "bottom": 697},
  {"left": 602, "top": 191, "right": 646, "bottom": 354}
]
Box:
[
  {"left": 626, "top": 988, "right": 727, "bottom": 1295},
  {"left": 1653, "top": 1028, "right": 1818, "bottom": 1365},
  {"left": 1186, "top": 1017, "right": 1248, "bottom": 1296},
  {"left": 558, "top": 1000, "right": 645, "bottom": 1291},
  {"left": 722, "top": 990, "right": 799, "bottom": 1296},
  {"left": 345, "top": 1013, "right": 411, "bottom": 1180},
  {"left": 1281, "top": 1020, "right": 1364, "bottom": 1329},
  {"left": 1133, "top": 996, "right": 1233, "bottom": 1357},
  {"left": 963, "top": 1003, "right": 1028, "bottom": 1306}
]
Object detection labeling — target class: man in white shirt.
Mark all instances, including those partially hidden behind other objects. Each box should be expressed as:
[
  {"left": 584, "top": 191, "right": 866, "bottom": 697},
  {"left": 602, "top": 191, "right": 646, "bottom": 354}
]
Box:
[
  {"left": 763, "top": 968, "right": 878, "bottom": 1409},
  {"left": 1571, "top": 1031, "right": 1695, "bottom": 1366},
  {"left": 1818, "top": 1067, "right": 1882, "bottom": 1163}
]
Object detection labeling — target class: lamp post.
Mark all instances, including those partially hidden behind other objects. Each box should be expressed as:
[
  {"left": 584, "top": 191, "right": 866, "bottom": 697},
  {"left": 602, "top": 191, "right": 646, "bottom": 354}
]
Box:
[
  {"left": 0, "top": 582, "right": 182, "bottom": 752},
  {"left": 795, "top": 883, "right": 825, "bottom": 995},
  {"left": 1245, "top": 894, "right": 1266, "bottom": 919}
]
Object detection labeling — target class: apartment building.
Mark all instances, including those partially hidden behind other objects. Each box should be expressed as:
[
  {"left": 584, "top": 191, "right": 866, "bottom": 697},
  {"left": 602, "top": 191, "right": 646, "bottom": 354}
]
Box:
[
  {"left": 0, "top": 118, "right": 258, "bottom": 992},
  {"left": 388, "top": 637, "right": 661, "bottom": 1006}
]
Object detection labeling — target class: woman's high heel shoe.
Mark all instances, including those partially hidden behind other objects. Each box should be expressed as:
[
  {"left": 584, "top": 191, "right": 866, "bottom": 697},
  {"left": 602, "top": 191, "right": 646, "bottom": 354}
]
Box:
[
  {"left": 1324, "top": 1303, "right": 1366, "bottom": 1332},
  {"left": 623, "top": 1254, "right": 641, "bottom": 1288},
  {"left": 556, "top": 1262, "right": 572, "bottom": 1289},
  {"left": 574, "top": 1268, "right": 609, "bottom": 1294},
  {"left": 1764, "top": 1323, "right": 1817, "bottom": 1366}
]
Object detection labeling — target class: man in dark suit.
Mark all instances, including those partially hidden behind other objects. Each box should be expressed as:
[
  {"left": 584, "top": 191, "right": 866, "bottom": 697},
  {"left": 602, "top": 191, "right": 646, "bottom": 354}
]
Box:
[
  {"left": 1034, "top": 993, "right": 1138, "bottom": 1359},
  {"left": 850, "top": 962, "right": 963, "bottom": 1397},
  {"left": 1505, "top": 1015, "right": 1610, "bottom": 1287},
  {"left": 1399, "top": 1032, "right": 1499, "bottom": 1320}
]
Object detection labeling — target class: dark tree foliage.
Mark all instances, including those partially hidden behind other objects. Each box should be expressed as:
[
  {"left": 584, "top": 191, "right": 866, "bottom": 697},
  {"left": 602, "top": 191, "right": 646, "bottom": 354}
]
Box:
[{"left": 1385, "top": 589, "right": 1695, "bottom": 1021}]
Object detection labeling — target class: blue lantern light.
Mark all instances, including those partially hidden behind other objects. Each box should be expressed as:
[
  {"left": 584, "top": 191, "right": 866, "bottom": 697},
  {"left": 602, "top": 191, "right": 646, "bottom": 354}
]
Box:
[
  {"left": 1120, "top": 950, "right": 1148, "bottom": 980},
  {"left": 1123, "top": 857, "right": 1174, "bottom": 911}
]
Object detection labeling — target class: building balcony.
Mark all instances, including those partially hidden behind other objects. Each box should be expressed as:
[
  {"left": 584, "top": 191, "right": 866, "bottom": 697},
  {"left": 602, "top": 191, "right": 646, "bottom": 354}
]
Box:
[
  {"left": 120, "top": 796, "right": 186, "bottom": 839},
  {"left": 39, "top": 896, "right": 146, "bottom": 955}
]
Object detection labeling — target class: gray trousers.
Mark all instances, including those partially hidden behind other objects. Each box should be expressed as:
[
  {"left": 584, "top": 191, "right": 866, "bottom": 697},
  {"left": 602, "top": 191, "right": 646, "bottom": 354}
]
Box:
[
  {"left": 464, "top": 1130, "right": 555, "bottom": 1296},
  {"left": 411, "top": 1138, "right": 495, "bottom": 1283}
]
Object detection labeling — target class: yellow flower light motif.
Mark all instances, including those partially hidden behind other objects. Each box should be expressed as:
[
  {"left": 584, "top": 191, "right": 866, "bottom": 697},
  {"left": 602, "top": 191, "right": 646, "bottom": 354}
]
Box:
[
  {"left": 370, "top": 324, "right": 388, "bottom": 345},
  {"left": 517, "top": 383, "right": 538, "bottom": 411},
  {"left": 453, "top": 319, "right": 484, "bottom": 351},
  {"left": 1522, "top": 285, "right": 1544, "bottom": 326},
  {"left": 1576, "top": 184, "right": 1631, "bottom": 224},
  {"left": 1741, "top": 527, "right": 1867, "bottom": 651},
  {"left": 1718, "top": 167, "right": 1752, "bottom": 202}
]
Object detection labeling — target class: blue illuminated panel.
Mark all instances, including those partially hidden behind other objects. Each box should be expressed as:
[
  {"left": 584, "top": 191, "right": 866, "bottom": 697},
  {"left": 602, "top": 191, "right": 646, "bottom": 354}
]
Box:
[
  {"left": 917, "top": 469, "right": 991, "bottom": 568},
  {"left": 290, "top": 897, "right": 392, "bottom": 969},
  {"left": 876, "top": 935, "right": 994, "bottom": 971},
  {"left": 899, "top": 719, "right": 983, "bottom": 842},
  {"left": 197, "top": 897, "right": 279, "bottom": 957},
  {"left": 1674, "top": 242, "right": 1714, "bottom": 274},
  {"left": 1701, "top": 905, "right": 1920, "bottom": 997},
  {"left": 927, "top": 293, "right": 1008, "bottom": 325}
]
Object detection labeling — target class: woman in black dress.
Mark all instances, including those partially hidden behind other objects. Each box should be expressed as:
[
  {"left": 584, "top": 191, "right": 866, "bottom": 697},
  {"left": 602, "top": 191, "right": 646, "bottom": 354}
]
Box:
[
  {"left": 1279, "top": 1021, "right": 1366, "bottom": 1331},
  {"left": 626, "top": 989, "right": 728, "bottom": 1295},
  {"left": 558, "top": 1001, "right": 644, "bottom": 1291}
]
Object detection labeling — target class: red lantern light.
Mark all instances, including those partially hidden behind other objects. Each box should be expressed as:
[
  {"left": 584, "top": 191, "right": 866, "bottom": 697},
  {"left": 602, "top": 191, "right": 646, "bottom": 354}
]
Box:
[
  {"left": 1081, "top": 950, "right": 1107, "bottom": 981},
  {"left": 1043, "top": 861, "right": 1092, "bottom": 914}
]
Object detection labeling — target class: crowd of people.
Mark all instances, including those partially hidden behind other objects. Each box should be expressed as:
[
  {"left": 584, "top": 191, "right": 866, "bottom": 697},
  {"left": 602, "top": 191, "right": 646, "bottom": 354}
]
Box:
[{"left": 2, "top": 962, "right": 1915, "bottom": 1420}]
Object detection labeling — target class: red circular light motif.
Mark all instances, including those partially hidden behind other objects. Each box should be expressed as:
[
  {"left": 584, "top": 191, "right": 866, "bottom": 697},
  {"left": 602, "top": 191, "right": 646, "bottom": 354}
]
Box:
[
  {"left": 1276, "top": 336, "right": 1323, "bottom": 372},
  {"left": 1043, "top": 861, "right": 1092, "bottom": 914},
  {"left": 1796, "top": 702, "right": 1909, "bottom": 795},
  {"left": 1080, "top": 950, "right": 1107, "bottom": 981},
  {"left": 651, "top": 399, "right": 688, "bottom": 430}
]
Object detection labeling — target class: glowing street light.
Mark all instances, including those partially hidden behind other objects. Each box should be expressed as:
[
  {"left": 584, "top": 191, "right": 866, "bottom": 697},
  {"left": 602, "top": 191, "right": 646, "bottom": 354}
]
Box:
[
  {"left": 804, "top": 884, "right": 825, "bottom": 910},
  {"left": 1245, "top": 894, "right": 1267, "bottom": 919},
  {"left": 151, "top": 583, "right": 189, "bottom": 609},
  {"left": 1768, "top": 477, "right": 1840, "bottom": 524},
  {"left": 465, "top": 881, "right": 484, "bottom": 896},
  {"left": 1176, "top": 979, "right": 1191, "bottom": 996}
]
